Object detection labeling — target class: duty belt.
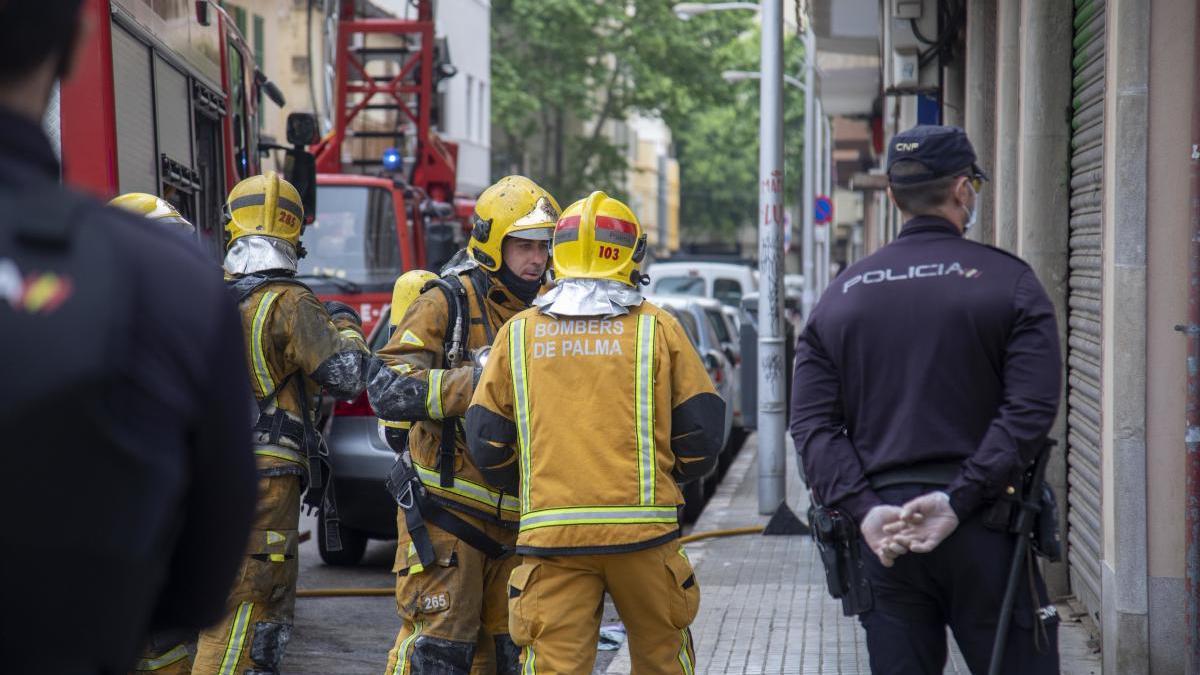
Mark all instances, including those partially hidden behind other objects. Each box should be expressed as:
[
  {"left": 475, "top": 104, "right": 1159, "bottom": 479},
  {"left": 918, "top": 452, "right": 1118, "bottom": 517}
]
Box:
[{"left": 866, "top": 460, "right": 962, "bottom": 490}]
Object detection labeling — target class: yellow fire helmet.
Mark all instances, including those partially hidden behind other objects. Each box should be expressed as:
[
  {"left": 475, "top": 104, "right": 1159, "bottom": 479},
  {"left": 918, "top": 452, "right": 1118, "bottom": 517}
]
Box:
[
  {"left": 467, "top": 175, "right": 561, "bottom": 271},
  {"left": 108, "top": 192, "right": 194, "bottom": 234},
  {"left": 224, "top": 171, "right": 305, "bottom": 249},
  {"left": 551, "top": 191, "right": 648, "bottom": 286},
  {"left": 389, "top": 269, "right": 438, "bottom": 327}
]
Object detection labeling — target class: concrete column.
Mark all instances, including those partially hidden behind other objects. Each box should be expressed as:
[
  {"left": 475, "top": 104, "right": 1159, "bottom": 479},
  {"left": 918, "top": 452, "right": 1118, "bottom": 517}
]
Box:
[
  {"left": 1144, "top": 2, "right": 1196, "bottom": 671},
  {"left": 964, "top": 0, "right": 997, "bottom": 244},
  {"left": 1015, "top": 0, "right": 1073, "bottom": 601},
  {"left": 992, "top": 0, "right": 1021, "bottom": 251},
  {"left": 1100, "top": 0, "right": 1151, "bottom": 671}
]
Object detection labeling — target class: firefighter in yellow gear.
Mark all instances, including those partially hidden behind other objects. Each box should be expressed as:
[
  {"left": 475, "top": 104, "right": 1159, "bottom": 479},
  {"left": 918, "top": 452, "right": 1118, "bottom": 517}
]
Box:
[
  {"left": 368, "top": 175, "right": 560, "bottom": 675},
  {"left": 466, "top": 191, "right": 726, "bottom": 675},
  {"left": 109, "top": 192, "right": 196, "bottom": 236},
  {"left": 191, "top": 172, "right": 371, "bottom": 675},
  {"left": 109, "top": 192, "right": 200, "bottom": 675}
]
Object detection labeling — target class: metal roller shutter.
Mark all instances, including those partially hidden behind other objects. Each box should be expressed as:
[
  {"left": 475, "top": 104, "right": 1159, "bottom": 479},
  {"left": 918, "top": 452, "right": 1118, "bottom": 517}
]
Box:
[
  {"left": 112, "top": 23, "right": 157, "bottom": 195},
  {"left": 1065, "top": 0, "right": 1105, "bottom": 620}
]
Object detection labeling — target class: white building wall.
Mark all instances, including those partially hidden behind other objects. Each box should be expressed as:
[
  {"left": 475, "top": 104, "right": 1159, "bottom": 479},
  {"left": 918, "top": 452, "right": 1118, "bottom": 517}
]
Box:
[
  {"left": 436, "top": 0, "right": 491, "bottom": 196},
  {"left": 372, "top": 0, "right": 491, "bottom": 195}
]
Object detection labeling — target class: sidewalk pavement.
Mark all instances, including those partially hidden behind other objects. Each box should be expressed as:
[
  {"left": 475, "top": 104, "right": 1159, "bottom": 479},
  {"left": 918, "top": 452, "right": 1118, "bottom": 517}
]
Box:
[{"left": 604, "top": 434, "right": 1102, "bottom": 674}]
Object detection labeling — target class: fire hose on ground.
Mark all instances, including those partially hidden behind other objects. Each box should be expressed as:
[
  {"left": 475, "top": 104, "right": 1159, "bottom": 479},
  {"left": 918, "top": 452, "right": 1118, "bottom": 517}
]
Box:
[{"left": 294, "top": 526, "right": 767, "bottom": 599}]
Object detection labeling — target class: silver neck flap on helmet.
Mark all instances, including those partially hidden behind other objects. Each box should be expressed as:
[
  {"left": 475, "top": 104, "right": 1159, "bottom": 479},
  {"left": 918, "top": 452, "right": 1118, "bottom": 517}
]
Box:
[
  {"left": 534, "top": 278, "right": 643, "bottom": 318},
  {"left": 224, "top": 235, "right": 299, "bottom": 276}
]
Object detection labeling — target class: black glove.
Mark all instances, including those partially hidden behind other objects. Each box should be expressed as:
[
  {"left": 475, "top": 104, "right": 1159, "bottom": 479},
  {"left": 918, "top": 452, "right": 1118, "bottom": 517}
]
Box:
[{"left": 323, "top": 300, "right": 361, "bottom": 324}]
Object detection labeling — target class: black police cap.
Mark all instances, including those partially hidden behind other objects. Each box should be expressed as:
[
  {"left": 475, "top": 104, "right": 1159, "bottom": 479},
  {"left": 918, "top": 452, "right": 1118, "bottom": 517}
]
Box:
[{"left": 886, "top": 125, "right": 988, "bottom": 185}]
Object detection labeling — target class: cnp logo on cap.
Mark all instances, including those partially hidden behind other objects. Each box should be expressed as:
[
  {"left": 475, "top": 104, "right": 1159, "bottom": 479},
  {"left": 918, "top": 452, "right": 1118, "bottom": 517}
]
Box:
[{"left": 886, "top": 125, "right": 988, "bottom": 185}]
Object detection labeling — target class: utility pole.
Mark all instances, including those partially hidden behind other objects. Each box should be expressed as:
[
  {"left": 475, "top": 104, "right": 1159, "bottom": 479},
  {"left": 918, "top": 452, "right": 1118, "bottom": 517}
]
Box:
[
  {"left": 801, "top": 24, "right": 816, "bottom": 323},
  {"left": 756, "top": 0, "right": 785, "bottom": 514}
]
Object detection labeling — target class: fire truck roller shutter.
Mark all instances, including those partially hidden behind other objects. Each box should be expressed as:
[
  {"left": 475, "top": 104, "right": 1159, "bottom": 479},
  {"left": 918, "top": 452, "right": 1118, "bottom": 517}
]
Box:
[{"left": 111, "top": 22, "right": 157, "bottom": 195}]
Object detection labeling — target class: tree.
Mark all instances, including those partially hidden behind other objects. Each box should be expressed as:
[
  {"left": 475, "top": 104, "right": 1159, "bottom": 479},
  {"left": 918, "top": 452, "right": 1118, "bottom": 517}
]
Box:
[
  {"left": 671, "top": 31, "right": 807, "bottom": 238},
  {"left": 491, "top": 0, "right": 751, "bottom": 203},
  {"left": 491, "top": 1, "right": 805, "bottom": 242}
]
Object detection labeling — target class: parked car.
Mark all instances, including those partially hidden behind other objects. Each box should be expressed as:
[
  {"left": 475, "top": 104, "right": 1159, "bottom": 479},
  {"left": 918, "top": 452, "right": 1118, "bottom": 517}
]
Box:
[{"left": 647, "top": 261, "right": 758, "bottom": 308}]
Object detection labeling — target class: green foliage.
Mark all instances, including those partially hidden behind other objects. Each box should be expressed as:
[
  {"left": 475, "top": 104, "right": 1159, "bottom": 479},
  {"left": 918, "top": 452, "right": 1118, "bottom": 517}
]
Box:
[
  {"left": 673, "top": 31, "right": 806, "bottom": 237},
  {"left": 491, "top": 1, "right": 805, "bottom": 240},
  {"left": 492, "top": 1, "right": 749, "bottom": 200}
]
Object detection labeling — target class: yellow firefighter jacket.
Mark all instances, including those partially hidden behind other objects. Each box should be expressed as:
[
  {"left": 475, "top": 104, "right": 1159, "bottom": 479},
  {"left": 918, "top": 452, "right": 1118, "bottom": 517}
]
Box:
[
  {"left": 368, "top": 267, "right": 534, "bottom": 525},
  {"left": 465, "top": 300, "right": 726, "bottom": 555},
  {"left": 235, "top": 277, "right": 369, "bottom": 474}
]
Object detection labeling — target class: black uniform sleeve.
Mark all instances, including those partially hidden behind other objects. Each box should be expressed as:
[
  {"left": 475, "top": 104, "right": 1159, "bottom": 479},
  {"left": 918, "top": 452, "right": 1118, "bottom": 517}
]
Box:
[
  {"left": 789, "top": 321, "right": 883, "bottom": 523},
  {"left": 945, "top": 269, "right": 1062, "bottom": 519},
  {"left": 151, "top": 293, "right": 257, "bottom": 629}
]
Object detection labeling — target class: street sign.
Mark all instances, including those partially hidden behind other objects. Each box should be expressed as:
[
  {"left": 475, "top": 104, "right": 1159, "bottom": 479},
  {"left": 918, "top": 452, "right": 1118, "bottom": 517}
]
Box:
[{"left": 814, "top": 195, "right": 833, "bottom": 225}]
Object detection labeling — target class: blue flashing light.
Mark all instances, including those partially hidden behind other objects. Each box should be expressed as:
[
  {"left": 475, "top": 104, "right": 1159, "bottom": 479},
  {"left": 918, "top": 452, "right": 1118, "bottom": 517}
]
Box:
[{"left": 382, "top": 147, "right": 402, "bottom": 172}]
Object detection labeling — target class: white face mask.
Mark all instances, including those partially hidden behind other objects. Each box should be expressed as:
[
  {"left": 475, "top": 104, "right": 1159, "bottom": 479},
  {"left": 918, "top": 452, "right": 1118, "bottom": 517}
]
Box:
[{"left": 962, "top": 182, "right": 978, "bottom": 232}]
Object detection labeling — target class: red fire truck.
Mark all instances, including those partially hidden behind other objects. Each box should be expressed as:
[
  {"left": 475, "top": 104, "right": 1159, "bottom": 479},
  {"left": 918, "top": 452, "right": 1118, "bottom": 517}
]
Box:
[
  {"left": 52, "top": 0, "right": 309, "bottom": 263},
  {"left": 298, "top": 0, "right": 469, "bottom": 336}
]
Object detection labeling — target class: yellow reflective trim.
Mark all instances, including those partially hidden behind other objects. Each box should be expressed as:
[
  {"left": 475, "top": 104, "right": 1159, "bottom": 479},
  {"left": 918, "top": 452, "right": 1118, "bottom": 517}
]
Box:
[
  {"left": 380, "top": 419, "right": 411, "bottom": 429},
  {"left": 426, "top": 369, "right": 446, "bottom": 420},
  {"left": 523, "top": 644, "right": 537, "bottom": 675},
  {"left": 250, "top": 291, "right": 283, "bottom": 395},
  {"left": 135, "top": 643, "right": 189, "bottom": 670},
  {"left": 339, "top": 327, "right": 365, "bottom": 344},
  {"left": 269, "top": 553, "right": 286, "bottom": 562},
  {"left": 519, "top": 505, "right": 678, "bottom": 531},
  {"left": 254, "top": 447, "right": 306, "bottom": 465},
  {"left": 406, "top": 542, "right": 426, "bottom": 576},
  {"left": 217, "top": 601, "right": 254, "bottom": 675},
  {"left": 394, "top": 620, "right": 424, "bottom": 675},
  {"left": 389, "top": 362, "right": 415, "bottom": 375},
  {"left": 678, "top": 629, "right": 694, "bottom": 675},
  {"left": 635, "top": 314, "right": 656, "bottom": 505},
  {"left": 400, "top": 329, "right": 425, "bottom": 347},
  {"left": 413, "top": 463, "right": 520, "bottom": 513},
  {"left": 509, "top": 319, "right": 532, "bottom": 513},
  {"left": 267, "top": 530, "right": 285, "bottom": 545}
]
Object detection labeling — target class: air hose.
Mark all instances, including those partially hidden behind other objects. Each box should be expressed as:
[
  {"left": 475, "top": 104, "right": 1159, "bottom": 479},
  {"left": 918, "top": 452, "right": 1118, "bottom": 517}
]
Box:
[{"left": 295, "top": 525, "right": 767, "bottom": 599}]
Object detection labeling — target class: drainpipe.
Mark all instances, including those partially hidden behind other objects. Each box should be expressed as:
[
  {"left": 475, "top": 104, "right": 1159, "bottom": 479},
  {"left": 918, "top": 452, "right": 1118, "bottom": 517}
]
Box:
[{"left": 1184, "top": 4, "right": 1200, "bottom": 667}]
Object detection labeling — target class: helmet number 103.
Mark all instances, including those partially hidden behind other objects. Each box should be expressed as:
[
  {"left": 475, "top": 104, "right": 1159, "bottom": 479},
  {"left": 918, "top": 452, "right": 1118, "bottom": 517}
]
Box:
[{"left": 598, "top": 245, "right": 621, "bottom": 261}]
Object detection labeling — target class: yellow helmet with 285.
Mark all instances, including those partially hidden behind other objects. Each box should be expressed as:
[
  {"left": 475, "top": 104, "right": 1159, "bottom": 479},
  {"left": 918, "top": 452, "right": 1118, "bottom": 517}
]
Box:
[{"left": 224, "top": 171, "right": 305, "bottom": 249}]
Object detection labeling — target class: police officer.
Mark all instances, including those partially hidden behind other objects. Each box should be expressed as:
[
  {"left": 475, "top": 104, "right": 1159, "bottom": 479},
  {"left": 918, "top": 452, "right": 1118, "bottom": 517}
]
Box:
[
  {"left": 0, "top": 2, "right": 257, "bottom": 672},
  {"left": 368, "top": 175, "right": 560, "bottom": 674},
  {"left": 789, "top": 125, "right": 1062, "bottom": 674},
  {"left": 191, "top": 172, "right": 371, "bottom": 675},
  {"left": 466, "top": 191, "right": 725, "bottom": 674},
  {"left": 109, "top": 192, "right": 203, "bottom": 675}
]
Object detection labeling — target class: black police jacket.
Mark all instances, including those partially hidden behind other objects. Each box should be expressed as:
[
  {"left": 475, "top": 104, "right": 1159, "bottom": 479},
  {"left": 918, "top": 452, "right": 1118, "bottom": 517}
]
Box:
[
  {"left": 789, "top": 216, "right": 1061, "bottom": 523},
  {"left": 0, "top": 108, "right": 257, "bottom": 673}
]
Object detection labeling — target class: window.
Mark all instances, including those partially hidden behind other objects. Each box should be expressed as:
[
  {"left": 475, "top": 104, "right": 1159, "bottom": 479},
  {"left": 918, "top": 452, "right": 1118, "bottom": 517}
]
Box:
[
  {"left": 301, "top": 185, "right": 402, "bottom": 287},
  {"left": 713, "top": 278, "right": 744, "bottom": 307},
  {"left": 706, "top": 309, "right": 730, "bottom": 343},
  {"left": 253, "top": 14, "right": 264, "bottom": 129},
  {"left": 466, "top": 74, "right": 475, "bottom": 141},
  {"left": 653, "top": 275, "right": 705, "bottom": 296},
  {"left": 227, "top": 40, "right": 250, "bottom": 179}
]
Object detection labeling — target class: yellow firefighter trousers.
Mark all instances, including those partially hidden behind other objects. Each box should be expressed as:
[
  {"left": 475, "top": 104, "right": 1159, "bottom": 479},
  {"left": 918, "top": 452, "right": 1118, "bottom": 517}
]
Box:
[
  {"left": 193, "top": 475, "right": 301, "bottom": 675},
  {"left": 507, "top": 539, "right": 700, "bottom": 675},
  {"left": 384, "top": 511, "right": 520, "bottom": 675}
]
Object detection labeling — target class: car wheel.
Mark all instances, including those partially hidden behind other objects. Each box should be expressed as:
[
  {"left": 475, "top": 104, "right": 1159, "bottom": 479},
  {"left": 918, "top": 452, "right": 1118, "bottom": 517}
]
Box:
[{"left": 317, "top": 515, "right": 368, "bottom": 566}]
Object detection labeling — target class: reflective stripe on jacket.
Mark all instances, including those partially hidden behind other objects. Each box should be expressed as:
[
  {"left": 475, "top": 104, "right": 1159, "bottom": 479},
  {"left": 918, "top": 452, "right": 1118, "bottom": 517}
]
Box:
[
  {"left": 466, "top": 301, "right": 725, "bottom": 555},
  {"left": 369, "top": 268, "right": 531, "bottom": 523},
  {"left": 236, "top": 279, "right": 369, "bottom": 471}
]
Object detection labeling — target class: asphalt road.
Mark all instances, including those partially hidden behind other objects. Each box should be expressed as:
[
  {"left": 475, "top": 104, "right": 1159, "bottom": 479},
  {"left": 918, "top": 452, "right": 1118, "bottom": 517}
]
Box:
[{"left": 280, "top": 511, "right": 623, "bottom": 674}]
